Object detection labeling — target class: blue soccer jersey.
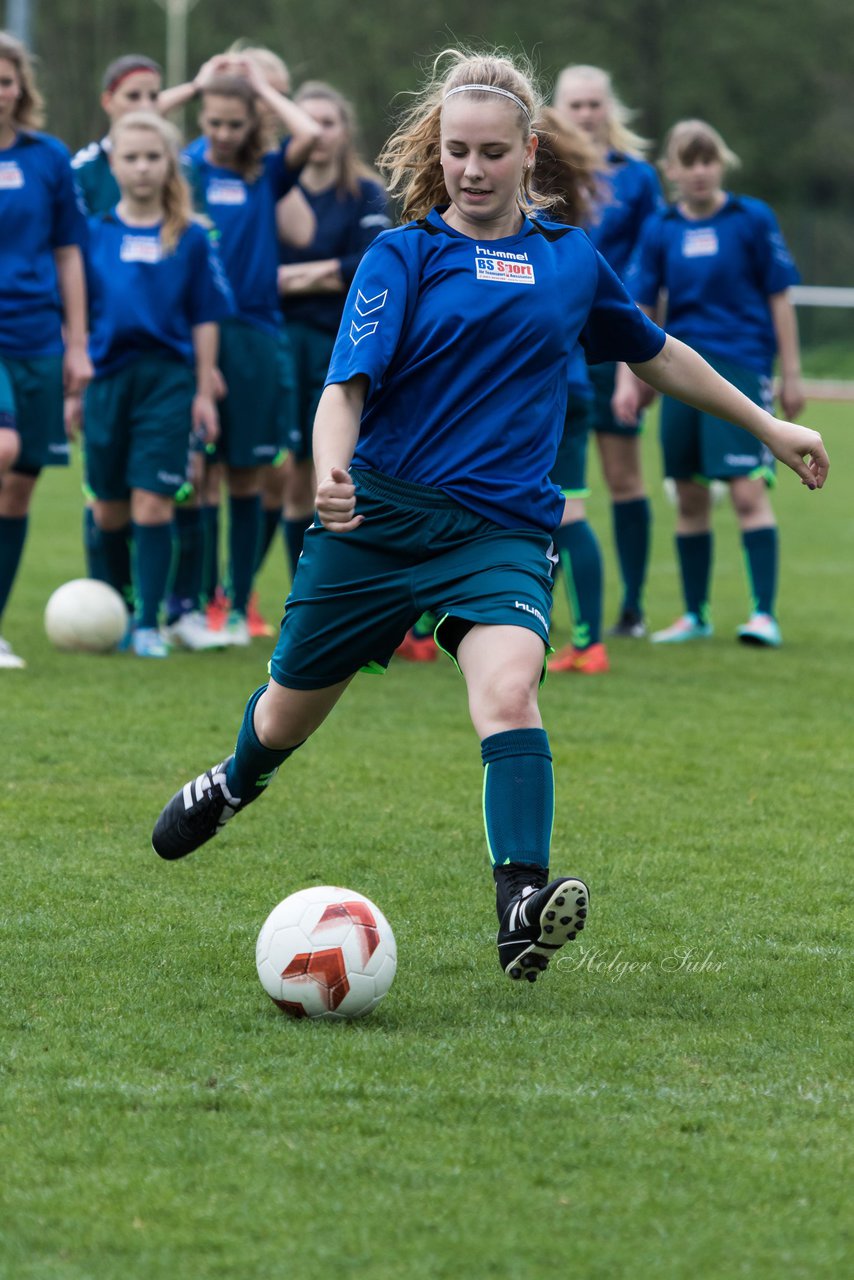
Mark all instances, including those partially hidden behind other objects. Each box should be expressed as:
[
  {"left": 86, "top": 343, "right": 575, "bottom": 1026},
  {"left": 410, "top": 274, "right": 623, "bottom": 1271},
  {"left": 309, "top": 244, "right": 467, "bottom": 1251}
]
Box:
[
  {"left": 626, "top": 194, "right": 800, "bottom": 373},
  {"left": 587, "top": 150, "right": 662, "bottom": 280},
  {"left": 85, "top": 213, "right": 234, "bottom": 377},
  {"left": 0, "top": 131, "right": 88, "bottom": 358},
  {"left": 280, "top": 177, "right": 392, "bottom": 334},
  {"left": 183, "top": 138, "right": 301, "bottom": 334},
  {"left": 325, "top": 208, "right": 665, "bottom": 532}
]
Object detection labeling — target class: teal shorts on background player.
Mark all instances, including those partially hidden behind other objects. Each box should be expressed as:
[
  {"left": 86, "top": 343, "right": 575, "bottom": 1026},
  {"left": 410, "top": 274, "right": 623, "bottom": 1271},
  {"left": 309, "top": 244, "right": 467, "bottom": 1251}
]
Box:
[
  {"left": 0, "top": 353, "right": 67, "bottom": 471},
  {"left": 269, "top": 469, "right": 557, "bottom": 691},
  {"left": 214, "top": 318, "right": 281, "bottom": 468},
  {"left": 589, "top": 360, "right": 644, "bottom": 438},
  {"left": 83, "top": 356, "right": 195, "bottom": 499},
  {"left": 282, "top": 320, "right": 336, "bottom": 462},
  {"left": 660, "top": 351, "right": 776, "bottom": 484},
  {"left": 551, "top": 393, "right": 594, "bottom": 498}
]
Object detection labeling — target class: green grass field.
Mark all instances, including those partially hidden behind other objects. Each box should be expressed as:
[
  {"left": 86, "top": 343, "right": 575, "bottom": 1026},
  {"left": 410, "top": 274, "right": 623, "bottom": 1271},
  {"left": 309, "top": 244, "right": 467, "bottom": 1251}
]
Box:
[{"left": 1, "top": 406, "right": 851, "bottom": 1279}]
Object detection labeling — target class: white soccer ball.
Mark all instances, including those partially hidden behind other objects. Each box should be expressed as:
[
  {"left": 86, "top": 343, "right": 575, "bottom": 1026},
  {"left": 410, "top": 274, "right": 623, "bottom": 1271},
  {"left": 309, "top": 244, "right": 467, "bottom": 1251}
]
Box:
[
  {"left": 44, "top": 578, "right": 128, "bottom": 653},
  {"left": 256, "top": 886, "right": 397, "bottom": 1021}
]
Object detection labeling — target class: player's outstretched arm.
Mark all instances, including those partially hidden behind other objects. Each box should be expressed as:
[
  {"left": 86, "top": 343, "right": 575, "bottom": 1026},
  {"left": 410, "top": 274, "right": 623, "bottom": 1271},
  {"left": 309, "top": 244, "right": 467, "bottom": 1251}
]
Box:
[
  {"left": 629, "top": 336, "right": 829, "bottom": 490},
  {"left": 313, "top": 376, "right": 369, "bottom": 532}
]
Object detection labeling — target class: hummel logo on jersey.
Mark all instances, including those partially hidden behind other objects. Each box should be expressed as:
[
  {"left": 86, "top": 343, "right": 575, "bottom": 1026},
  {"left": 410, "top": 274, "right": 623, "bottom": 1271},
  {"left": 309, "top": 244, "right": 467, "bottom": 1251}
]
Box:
[
  {"left": 350, "top": 319, "right": 379, "bottom": 346},
  {"left": 475, "top": 245, "right": 535, "bottom": 284},
  {"left": 355, "top": 288, "right": 388, "bottom": 316}
]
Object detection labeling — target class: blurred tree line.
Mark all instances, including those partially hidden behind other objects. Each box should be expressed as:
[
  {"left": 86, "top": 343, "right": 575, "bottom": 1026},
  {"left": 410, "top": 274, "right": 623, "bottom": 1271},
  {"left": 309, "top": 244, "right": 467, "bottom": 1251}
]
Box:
[{"left": 22, "top": 0, "right": 854, "bottom": 299}]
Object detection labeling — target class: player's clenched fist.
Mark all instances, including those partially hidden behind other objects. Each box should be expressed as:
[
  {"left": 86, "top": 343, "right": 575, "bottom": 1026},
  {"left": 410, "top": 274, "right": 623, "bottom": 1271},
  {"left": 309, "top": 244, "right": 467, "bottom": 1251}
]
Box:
[{"left": 315, "top": 466, "right": 364, "bottom": 532}]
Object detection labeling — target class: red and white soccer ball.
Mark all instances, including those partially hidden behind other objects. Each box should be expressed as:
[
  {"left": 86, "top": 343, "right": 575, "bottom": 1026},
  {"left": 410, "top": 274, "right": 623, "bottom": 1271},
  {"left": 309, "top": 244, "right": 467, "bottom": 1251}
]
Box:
[{"left": 256, "top": 886, "right": 397, "bottom": 1021}]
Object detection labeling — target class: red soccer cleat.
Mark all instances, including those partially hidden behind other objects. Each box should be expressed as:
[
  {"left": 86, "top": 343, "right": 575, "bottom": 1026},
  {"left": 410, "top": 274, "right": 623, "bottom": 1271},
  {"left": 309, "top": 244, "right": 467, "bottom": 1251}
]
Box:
[
  {"left": 395, "top": 628, "right": 438, "bottom": 662},
  {"left": 549, "top": 641, "right": 610, "bottom": 675},
  {"left": 247, "top": 591, "right": 275, "bottom": 638},
  {"left": 205, "top": 587, "right": 230, "bottom": 632}
]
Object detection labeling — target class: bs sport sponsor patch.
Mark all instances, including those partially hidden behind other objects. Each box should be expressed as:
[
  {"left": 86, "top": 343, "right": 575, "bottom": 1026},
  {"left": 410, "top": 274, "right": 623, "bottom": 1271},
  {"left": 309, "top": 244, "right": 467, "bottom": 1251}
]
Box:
[
  {"left": 120, "top": 235, "right": 162, "bottom": 264},
  {"left": 474, "top": 245, "right": 535, "bottom": 285},
  {"left": 681, "top": 226, "right": 719, "bottom": 259},
  {"left": 0, "top": 161, "right": 25, "bottom": 190},
  {"left": 207, "top": 178, "right": 247, "bottom": 206}
]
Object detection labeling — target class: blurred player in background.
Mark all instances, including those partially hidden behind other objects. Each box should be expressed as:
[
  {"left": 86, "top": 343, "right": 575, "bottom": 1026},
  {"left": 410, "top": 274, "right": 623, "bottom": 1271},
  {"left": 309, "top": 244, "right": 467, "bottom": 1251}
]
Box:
[
  {"left": 72, "top": 53, "right": 163, "bottom": 588},
  {"left": 152, "top": 51, "right": 827, "bottom": 991},
  {"left": 618, "top": 119, "right": 804, "bottom": 647},
  {"left": 0, "top": 31, "right": 91, "bottom": 670},
  {"left": 532, "top": 106, "right": 608, "bottom": 674},
  {"left": 163, "top": 54, "right": 319, "bottom": 646},
  {"left": 78, "top": 111, "right": 233, "bottom": 657},
  {"left": 554, "top": 64, "right": 661, "bottom": 639},
  {"left": 277, "top": 79, "right": 391, "bottom": 578}
]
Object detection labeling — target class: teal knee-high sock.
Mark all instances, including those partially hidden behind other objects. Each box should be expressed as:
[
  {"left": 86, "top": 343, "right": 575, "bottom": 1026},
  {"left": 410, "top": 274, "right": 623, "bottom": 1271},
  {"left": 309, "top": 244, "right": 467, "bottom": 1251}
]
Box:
[
  {"left": 0, "top": 514, "right": 28, "bottom": 622},
  {"left": 676, "top": 531, "right": 713, "bottom": 621},
  {"left": 742, "top": 526, "right": 778, "bottom": 616},
  {"left": 283, "top": 515, "right": 310, "bottom": 578},
  {"left": 83, "top": 506, "right": 109, "bottom": 583},
  {"left": 228, "top": 494, "right": 261, "bottom": 615},
  {"left": 554, "top": 519, "right": 603, "bottom": 649},
  {"left": 132, "top": 522, "right": 175, "bottom": 629},
  {"left": 612, "top": 497, "right": 651, "bottom": 613},
  {"left": 100, "top": 524, "right": 133, "bottom": 611},
  {"left": 225, "top": 685, "right": 303, "bottom": 803},
  {"left": 256, "top": 507, "right": 282, "bottom": 573},
  {"left": 481, "top": 729, "right": 554, "bottom": 870},
  {"left": 171, "top": 506, "right": 204, "bottom": 616}
]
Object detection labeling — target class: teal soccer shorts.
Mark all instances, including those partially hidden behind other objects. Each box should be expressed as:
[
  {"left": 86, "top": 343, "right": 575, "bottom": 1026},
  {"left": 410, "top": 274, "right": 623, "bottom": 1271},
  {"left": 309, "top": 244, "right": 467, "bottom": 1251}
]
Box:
[
  {"left": 268, "top": 469, "right": 558, "bottom": 690},
  {"left": 660, "top": 351, "right": 776, "bottom": 484},
  {"left": 214, "top": 319, "right": 281, "bottom": 468},
  {"left": 551, "top": 393, "right": 594, "bottom": 499},
  {"left": 282, "top": 320, "right": 337, "bottom": 463},
  {"left": 83, "top": 356, "right": 195, "bottom": 499},
  {"left": 0, "top": 353, "right": 67, "bottom": 471},
  {"left": 589, "top": 361, "right": 644, "bottom": 438}
]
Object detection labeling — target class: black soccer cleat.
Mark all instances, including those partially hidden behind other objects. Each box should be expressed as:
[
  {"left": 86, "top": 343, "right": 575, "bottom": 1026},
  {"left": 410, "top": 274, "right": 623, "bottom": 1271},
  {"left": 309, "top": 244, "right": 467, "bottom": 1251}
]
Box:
[
  {"left": 606, "top": 608, "right": 647, "bottom": 639},
  {"left": 497, "top": 877, "right": 589, "bottom": 982},
  {"left": 152, "top": 755, "right": 249, "bottom": 860}
]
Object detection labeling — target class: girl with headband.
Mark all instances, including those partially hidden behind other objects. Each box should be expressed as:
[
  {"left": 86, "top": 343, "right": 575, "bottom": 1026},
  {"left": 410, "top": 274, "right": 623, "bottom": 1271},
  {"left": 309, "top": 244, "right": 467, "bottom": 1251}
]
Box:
[{"left": 152, "top": 50, "right": 827, "bottom": 987}]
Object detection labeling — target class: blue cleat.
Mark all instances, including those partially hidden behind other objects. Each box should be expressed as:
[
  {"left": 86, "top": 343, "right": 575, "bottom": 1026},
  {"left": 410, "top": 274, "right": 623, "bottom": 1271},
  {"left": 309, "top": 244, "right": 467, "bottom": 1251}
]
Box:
[
  {"left": 737, "top": 612, "right": 782, "bottom": 648},
  {"left": 651, "top": 612, "right": 713, "bottom": 644}
]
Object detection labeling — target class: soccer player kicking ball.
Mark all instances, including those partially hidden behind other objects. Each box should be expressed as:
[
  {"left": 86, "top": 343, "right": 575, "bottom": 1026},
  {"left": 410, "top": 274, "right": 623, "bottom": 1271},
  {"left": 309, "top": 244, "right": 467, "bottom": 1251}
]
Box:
[{"left": 153, "top": 50, "right": 828, "bottom": 983}]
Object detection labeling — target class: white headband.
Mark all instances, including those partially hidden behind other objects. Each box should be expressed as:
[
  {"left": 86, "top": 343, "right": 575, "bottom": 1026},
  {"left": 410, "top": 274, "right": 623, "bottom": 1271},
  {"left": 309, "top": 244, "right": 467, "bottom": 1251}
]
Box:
[{"left": 443, "top": 83, "right": 531, "bottom": 120}]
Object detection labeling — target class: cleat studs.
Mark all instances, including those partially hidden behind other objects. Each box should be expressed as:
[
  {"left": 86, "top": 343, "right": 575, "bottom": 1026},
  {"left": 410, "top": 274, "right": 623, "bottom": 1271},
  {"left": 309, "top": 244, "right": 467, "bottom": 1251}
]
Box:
[
  {"left": 576, "top": 897, "right": 586, "bottom": 906},
  {"left": 525, "top": 970, "right": 538, "bottom": 983},
  {"left": 567, "top": 931, "right": 577, "bottom": 940},
  {"left": 545, "top": 925, "right": 554, "bottom": 934},
  {"left": 560, "top": 916, "right": 571, "bottom": 925},
  {"left": 510, "top": 967, "right": 522, "bottom": 980},
  {"left": 577, "top": 909, "right": 587, "bottom": 919},
  {"left": 556, "top": 896, "right": 565, "bottom": 906},
  {"left": 546, "top": 910, "right": 556, "bottom": 920}
]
